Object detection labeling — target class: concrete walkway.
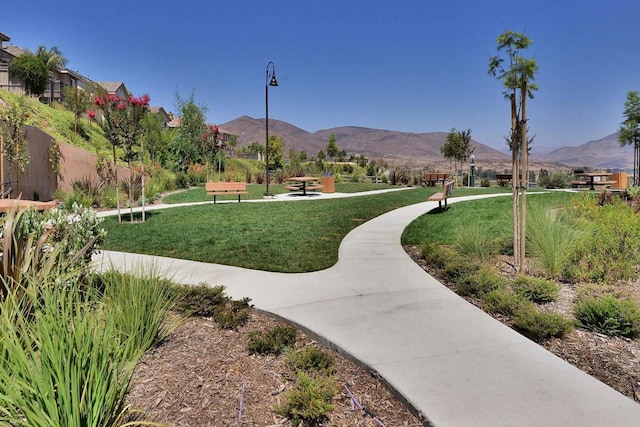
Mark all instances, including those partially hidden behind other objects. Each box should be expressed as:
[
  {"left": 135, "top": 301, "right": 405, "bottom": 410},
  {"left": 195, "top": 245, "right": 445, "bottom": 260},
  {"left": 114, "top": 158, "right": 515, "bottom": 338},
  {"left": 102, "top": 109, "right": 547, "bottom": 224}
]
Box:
[{"left": 94, "top": 191, "right": 640, "bottom": 426}]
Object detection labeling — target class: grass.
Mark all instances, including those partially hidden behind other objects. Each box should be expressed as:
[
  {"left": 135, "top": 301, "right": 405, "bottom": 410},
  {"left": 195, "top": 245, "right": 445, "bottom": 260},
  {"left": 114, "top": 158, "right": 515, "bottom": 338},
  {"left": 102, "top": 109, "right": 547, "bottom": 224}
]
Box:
[
  {"left": 102, "top": 185, "right": 535, "bottom": 273},
  {"left": 401, "top": 191, "right": 575, "bottom": 246},
  {"left": 161, "top": 182, "right": 399, "bottom": 204}
]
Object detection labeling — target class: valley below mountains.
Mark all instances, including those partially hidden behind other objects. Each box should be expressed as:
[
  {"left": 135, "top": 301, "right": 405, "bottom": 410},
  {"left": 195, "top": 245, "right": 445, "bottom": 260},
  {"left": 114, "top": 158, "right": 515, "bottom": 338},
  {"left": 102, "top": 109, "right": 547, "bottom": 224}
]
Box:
[{"left": 221, "top": 116, "right": 628, "bottom": 171}]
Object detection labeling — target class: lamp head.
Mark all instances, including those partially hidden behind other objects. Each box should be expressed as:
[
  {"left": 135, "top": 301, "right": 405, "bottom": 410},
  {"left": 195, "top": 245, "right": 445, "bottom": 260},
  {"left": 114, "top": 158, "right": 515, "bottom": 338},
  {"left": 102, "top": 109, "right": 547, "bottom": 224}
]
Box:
[{"left": 269, "top": 74, "right": 279, "bottom": 87}]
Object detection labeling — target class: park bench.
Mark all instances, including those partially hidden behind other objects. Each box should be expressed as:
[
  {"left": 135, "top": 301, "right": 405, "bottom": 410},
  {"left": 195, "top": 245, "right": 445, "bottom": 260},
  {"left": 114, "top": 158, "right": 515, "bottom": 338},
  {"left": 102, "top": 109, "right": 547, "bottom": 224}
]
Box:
[
  {"left": 428, "top": 180, "right": 454, "bottom": 209},
  {"left": 205, "top": 182, "right": 248, "bottom": 204}
]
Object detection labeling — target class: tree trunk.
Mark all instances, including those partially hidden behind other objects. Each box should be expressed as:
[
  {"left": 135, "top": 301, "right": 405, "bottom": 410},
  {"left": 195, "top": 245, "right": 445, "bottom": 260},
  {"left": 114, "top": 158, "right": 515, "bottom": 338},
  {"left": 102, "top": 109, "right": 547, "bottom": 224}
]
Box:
[
  {"left": 128, "top": 160, "right": 134, "bottom": 222},
  {"left": 510, "top": 93, "right": 520, "bottom": 270},
  {"left": 520, "top": 84, "right": 528, "bottom": 271},
  {"left": 113, "top": 145, "right": 121, "bottom": 223}
]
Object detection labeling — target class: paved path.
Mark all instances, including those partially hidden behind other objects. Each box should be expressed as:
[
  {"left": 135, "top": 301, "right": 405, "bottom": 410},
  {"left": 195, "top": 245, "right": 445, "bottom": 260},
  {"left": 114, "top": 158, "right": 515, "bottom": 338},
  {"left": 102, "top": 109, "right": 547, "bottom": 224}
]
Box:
[{"left": 94, "top": 191, "right": 640, "bottom": 426}]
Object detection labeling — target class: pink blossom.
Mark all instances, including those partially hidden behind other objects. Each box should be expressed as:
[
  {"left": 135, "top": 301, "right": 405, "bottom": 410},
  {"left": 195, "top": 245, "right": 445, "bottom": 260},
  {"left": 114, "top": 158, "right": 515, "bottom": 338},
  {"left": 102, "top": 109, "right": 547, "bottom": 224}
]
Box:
[
  {"left": 94, "top": 96, "right": 105, "bottom": 106},
  {"left": 117, "top": 102, "right": 126, "bottom": 110},
  {"left": 129, "top": 96, "right": 139, "bottom": 104},
  {"left": 87, "top": 110, "right": 96, "bottom": 118},
  {"left": 108, "top": 94, "right": 120, "bottom": 103},
  {"left": 141, "top": 94, "right": 150, "bottom": 105}
]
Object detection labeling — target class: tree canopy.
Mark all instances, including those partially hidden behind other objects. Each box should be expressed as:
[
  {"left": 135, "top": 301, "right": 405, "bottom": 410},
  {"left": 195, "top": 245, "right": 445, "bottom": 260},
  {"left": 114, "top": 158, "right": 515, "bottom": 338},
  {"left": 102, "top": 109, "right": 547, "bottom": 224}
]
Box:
[
  {"left": 619, "top": 90, "right": 640, "bottom": 185},
  {"left": 9, "top": 54, "right": 49, "bottom": 96}
]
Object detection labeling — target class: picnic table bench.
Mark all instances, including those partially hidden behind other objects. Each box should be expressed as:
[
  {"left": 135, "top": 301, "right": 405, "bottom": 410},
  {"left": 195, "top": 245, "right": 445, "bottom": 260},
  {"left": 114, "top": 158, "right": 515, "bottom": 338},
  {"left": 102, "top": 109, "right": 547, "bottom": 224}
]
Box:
[
  {"left": 286, "top": 177, "right": 323, "bottom": 196},
  {"left": 205, "top": 182, "right": 248, "bottom": 203},
  {"left": 495, "top": 173, "right": 512, "bottom": 186},
  {"left": 428, "top": 180, "right": 454, "bottom": 209}
]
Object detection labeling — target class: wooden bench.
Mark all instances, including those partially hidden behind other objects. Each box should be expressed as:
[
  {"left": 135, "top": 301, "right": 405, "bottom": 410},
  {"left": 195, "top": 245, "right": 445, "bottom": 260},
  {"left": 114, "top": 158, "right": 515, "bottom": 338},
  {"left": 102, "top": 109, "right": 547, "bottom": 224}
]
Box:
[
  {"left": 428, "top": 180, "right": 454, "bottom": 209},
  {"left": 205, "top": 182, "right": 248, "bottom": 203},
  {"left": 495, "top": 173, "right": 512, "bottom": 187}
]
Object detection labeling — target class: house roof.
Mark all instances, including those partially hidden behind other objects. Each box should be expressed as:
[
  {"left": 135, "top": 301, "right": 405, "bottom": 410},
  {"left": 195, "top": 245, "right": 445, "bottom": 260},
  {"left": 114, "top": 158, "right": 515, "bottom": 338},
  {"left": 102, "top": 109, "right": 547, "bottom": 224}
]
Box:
[
  {"left": 97, "top": 81, "right": 125, "bottom": 94},
  {"left": 0, "top": 33, "right": 10, "bottom": 43},
  {"left": 2, "top": 45, "right": 29, "bottom": 58}
]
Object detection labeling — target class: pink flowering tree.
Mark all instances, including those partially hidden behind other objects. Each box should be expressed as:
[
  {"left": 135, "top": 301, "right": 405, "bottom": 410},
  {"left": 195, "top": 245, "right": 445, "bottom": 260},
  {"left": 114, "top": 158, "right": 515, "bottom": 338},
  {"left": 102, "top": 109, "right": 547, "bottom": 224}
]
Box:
[
  {"left": 201, "top": 124, "right": 227, "bottom": 181},
  {"left": 93, "top": 93, "right": 150, "bottom": 222}
]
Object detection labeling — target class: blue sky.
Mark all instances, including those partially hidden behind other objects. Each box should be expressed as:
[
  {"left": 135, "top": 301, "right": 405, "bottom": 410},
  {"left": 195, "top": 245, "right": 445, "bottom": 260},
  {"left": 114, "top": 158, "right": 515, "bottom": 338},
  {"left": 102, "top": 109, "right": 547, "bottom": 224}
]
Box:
[{"left": 3, "top": 0, "right": 640, "bottom": 152}]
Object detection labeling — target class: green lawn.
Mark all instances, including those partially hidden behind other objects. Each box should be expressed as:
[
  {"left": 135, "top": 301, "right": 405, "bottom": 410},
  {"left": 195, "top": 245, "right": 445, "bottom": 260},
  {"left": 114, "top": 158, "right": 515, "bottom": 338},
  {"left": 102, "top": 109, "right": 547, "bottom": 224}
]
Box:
[
  {"left": 161, "top": 182, "right": 399, "bottom": 204},
  {"left": 102, "top": 185, "right": 523, "bottom": 272}
]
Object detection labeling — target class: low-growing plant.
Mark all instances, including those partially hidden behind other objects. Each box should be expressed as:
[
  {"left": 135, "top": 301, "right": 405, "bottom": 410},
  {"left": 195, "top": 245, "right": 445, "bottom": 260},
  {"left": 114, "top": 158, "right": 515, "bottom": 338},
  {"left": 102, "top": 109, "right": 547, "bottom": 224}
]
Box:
[
  {"left": 247, "top": 325, "right": 297, "bottom": 355},
  {"left": 456, "top": 266, "right": 509, "bottom": 297},
  {"left": 273, "top": 372, "right": 338, "bottom": 427},
  {"left": 99, "top": 184, "right": 120, "bottom": 209},
  {"left": 213, "top": 297, "right": 252, "bottom": 329},
  {"left": 512, "top": 275, "right": 560, "bottom": 303},
  {"left": 574, "top": 295, "right": 640, "bottom": 338},
  {"left": 286, "top": 346, "right": 335, "bottom": 374},
  {"left": 174, "top": 283, "right": 227, "bottom": 317},
  {"left": 481, "top": 288, "right": 532, "bottom": 316},
  {"left": 62, "top": 188, "right": 95, "bottom": 209},
  {"left": 513, "top": 306, "right": 573, "bottom": 341}
]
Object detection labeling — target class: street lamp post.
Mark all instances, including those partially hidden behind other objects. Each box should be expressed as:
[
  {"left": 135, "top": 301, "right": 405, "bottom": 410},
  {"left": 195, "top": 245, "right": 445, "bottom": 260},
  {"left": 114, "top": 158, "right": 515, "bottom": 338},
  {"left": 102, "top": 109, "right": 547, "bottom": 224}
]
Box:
[{"left": 265, "top": 61, "right": 278, "bottom": 197}]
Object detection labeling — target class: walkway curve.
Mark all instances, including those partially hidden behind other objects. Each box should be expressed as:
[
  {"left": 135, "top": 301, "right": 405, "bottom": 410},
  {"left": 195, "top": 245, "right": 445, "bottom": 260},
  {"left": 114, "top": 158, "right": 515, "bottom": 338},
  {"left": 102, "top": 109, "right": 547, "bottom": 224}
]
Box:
[{"left": 94, "top": 192, "right": 640, "bottom": 426}]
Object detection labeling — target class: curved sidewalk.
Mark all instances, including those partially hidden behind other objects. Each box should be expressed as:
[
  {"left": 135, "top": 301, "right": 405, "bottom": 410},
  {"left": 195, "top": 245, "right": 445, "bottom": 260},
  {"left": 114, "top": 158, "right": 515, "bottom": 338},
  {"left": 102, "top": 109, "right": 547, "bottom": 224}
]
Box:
[{"left": 95, "top": 193, "right": 640, "bottom": 426}]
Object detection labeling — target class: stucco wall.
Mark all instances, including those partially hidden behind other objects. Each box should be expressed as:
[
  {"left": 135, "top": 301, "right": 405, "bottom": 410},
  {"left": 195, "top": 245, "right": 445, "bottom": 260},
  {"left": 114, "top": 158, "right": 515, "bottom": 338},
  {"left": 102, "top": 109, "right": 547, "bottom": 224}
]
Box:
[{"left": 6, "top": 126, "right": 128, "bottom": 201}]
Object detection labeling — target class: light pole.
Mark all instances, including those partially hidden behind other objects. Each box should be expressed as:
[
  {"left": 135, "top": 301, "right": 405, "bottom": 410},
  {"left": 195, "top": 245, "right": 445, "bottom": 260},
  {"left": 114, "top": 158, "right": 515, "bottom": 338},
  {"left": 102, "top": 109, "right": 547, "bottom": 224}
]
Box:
[{"left": 265, "top": 61, "right": 278, "bottom": 197}]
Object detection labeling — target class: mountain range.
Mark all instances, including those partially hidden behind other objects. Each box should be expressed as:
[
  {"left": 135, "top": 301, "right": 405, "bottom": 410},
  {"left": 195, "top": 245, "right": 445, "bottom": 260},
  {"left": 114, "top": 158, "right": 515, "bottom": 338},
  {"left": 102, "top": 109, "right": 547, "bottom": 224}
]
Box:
[{"left": 221, "top": 116, "right": 628, "bottom": 170}]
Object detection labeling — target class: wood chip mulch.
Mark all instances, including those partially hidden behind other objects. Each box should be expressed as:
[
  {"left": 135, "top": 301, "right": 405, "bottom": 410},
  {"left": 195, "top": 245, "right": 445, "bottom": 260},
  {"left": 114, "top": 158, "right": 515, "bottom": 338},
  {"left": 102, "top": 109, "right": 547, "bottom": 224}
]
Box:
[{"left": 125, "top": 313, "right": 424, "bottom": 426}]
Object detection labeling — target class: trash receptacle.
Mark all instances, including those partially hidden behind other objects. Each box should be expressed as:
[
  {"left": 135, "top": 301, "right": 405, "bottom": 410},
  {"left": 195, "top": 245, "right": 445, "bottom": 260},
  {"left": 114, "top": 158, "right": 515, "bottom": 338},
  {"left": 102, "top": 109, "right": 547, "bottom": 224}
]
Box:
[{"left": 322, "top": 175, "right": 335, "bottom": 193}]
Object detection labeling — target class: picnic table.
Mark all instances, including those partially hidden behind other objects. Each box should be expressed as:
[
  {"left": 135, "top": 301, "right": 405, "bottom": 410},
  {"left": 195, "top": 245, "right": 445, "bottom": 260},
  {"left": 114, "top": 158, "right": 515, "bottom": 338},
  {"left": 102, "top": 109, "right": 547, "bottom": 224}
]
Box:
[
  {"left": 572, "top": 172, "right": 616, "bottom": 190},
  {"left": 285, "top": 177, "right": 323, "bottom": 196}
]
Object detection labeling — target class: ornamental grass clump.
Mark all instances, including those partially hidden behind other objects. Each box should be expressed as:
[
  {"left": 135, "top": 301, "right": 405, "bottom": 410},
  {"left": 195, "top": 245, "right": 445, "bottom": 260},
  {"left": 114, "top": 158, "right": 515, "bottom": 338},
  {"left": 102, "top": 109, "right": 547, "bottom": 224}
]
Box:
[
  {"left": 456, "top": 266, "right": 509, "bottom": 298},
  {"left": 452, "top": 222, "right": 498, "bottom": 264},
  {"left": 574, "top": 295, "right": 640, "bottom": 338},
  {"left": 0, "top": 281, "right": 134, "bottom": 426},
  {"left": 526, "top": 206, "right": 580, "bottom": 278}
]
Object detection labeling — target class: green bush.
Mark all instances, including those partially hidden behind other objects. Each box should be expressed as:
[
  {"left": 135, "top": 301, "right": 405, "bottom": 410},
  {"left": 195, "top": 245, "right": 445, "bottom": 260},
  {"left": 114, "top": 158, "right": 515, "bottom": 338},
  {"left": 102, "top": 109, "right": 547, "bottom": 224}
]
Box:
[
  {"left": 513, "top": 306, "right": 573, "bottom": 341},
  {"left": 286, "top": 346, "right": 335, "bottom": 374},
  {"left": 62, "top": 188, "right": 95, "bottom": 209},
  {"left": 99, "top": 184, "right": 120, "bottom": 208},
  {"left": 482, "top": 288, "right": 531, "bottom": 316},
  {"left": 512, "top": 275, "right": 560, "bottom": 303},
  {"left": 213, "top": 297, "right": 252, "bottom": 329},
  {"left": 421, "top": 242, "right": 453, "bottom": 270},
  {"left": 174, "top": 284, "right": 227, "bottom": 317},
  {"left": 574, "top": 295, "right": 640, "bottom": 338},
  {"left": 247, "top": 325, "right": 298, "bottom": 355},
  {"left": 564, "top": 197, "right": 640, "bottom": 283},
  {"left": 456, "top": 266, "right": 509, "bottom": 297},
  {"left": 273, "top": 372, "right": 338, "bottom": 427}
]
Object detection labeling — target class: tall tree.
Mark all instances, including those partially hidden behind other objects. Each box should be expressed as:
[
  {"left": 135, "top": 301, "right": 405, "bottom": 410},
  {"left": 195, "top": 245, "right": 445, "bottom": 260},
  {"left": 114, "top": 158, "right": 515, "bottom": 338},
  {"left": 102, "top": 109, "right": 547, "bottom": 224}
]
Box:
[
  {"left": 619, "top": 91, "right": 640, "bottom": 186},
  {"left": 489, "top": 30, "right": 538, "bottom": 271},
  {"left": 9, "top": 53, "right": 48, "bottom": 96},
  {"left": 326, "top": 133, "right": 339, "bottom": 163},
  {"left": 170, "top": 91, "right": 208, "bottom": 172},
  {"left": 35, "top": 46, "right": 67, "bottom": 71}
]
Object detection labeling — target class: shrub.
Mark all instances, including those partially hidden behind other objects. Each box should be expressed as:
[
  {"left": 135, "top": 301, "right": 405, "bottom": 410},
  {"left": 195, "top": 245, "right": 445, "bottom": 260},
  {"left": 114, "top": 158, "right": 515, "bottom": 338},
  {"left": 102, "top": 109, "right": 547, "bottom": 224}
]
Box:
[
  {"left": 563, "top": 197, "right": 640, "bottom": 283},
  {"left": 213, "top": 297, "right": 252, "bottom": 329},
  {"left": 513, "top": 306, "right": 573, "bottom": 341},
  {"left": 174, "top": 284, "right": 227, "bottom": 317},
  {"left": 480, "top": 177, "right": 491, "bottom": 187},
  {"left": 421, "top": 242, "right": 453, "bottom": 270},
  {"left": 273, "top": 372, "right": 338, "bottom": 427},
  {"left": 539, "top": 172, "right": 570, "bottom": 189},
  {"left": 512, "top": 275, "right": 560, "bottom": 303},
  {"left": 482, "top": 288, "right": 531, "bottom": 316},
  {"left": 574, "top": 295, "right": 640, "bottom": 338},
  {"left": 99, "top": 184, "right": 120, "bottom": 209},
  {"left": 174, "top": 171, "right": 189, "bottom": 189},
  {"left": 247, "top": 325, "right": 297, "bottom": 355},
  {"left": 62, "top": 188, "right": 94, "bottom": 209},
  {"left": 456, "top": 266, "right": 509, "bottom": 297},
  {"left": 286, "top": 346, "right": 335, "bottom": 374}
]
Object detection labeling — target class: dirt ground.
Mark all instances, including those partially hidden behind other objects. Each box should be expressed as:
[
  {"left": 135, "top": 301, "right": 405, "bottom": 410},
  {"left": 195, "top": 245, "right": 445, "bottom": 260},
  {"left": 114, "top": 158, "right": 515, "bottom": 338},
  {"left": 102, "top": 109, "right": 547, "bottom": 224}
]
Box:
[{"left": 125, "top": 313, "right": 424, "bottom": 426}]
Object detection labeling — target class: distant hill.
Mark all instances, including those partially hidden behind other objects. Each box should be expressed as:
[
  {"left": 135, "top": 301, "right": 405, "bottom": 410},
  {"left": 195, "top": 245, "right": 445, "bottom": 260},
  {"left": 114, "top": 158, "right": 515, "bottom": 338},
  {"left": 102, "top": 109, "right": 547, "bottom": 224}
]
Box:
[
  {"left": 533, "top": 133, "right": 633, "bottom": 169},
  {"left": 221, "top": 116, "right": 509, "bottom": 165}
]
